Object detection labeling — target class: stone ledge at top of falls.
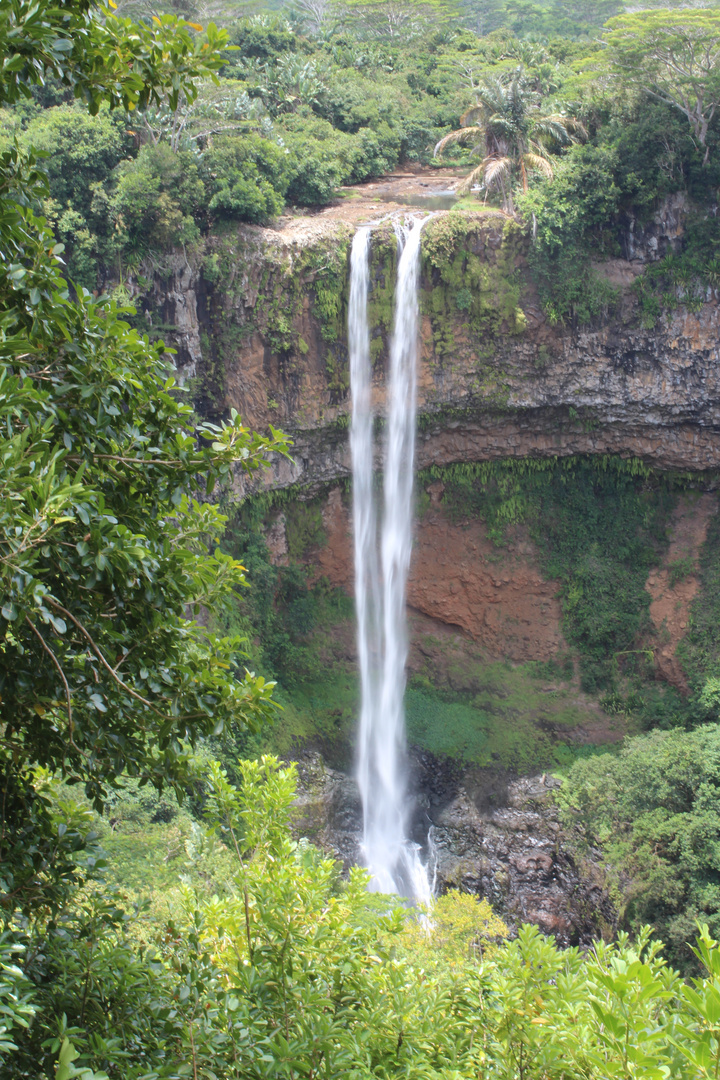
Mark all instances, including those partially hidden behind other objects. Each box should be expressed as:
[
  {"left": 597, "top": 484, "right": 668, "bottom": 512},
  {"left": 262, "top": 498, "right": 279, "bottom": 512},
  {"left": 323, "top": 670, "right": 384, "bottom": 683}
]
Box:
[{"left": 135, "top": 195, "right": 720, "bottom": 491}]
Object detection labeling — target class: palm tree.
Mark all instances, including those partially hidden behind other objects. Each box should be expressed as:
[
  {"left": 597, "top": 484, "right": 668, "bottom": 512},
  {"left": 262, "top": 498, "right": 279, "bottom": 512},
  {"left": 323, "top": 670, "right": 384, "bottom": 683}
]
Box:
[{"left": 434, "top": 69, "right": 585, "bottom": 215}]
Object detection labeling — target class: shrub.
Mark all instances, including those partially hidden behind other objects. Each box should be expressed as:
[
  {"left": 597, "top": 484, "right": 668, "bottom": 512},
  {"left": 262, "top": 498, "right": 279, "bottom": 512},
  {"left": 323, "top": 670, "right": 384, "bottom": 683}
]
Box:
[
  {"left": 112, "top": 143, "right": 204, "bottom": 254},
  {"left": 561, "top": 724, "right": 720, "bottom": 969},
  {"left": 202, "top": 134, "right": 289, "bottom": 223}
]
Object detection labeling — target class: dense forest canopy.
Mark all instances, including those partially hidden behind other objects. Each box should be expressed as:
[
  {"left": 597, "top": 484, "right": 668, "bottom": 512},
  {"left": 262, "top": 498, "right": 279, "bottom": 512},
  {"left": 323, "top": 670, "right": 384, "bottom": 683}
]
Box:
[{"left": 4, "top": 0, "right": 720, "bottom": 1076}]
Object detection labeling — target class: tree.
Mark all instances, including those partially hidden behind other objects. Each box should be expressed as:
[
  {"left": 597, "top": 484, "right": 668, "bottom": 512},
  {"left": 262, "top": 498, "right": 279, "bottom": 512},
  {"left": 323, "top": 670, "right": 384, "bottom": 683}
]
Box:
[
  {"left": 0, "top": 0, "right": 289, "bottom": 917},
  {"left": 604, "top": 9, "right": 720, "bottom": 163},
  {"left": 113, "top": 0, "right": 263, "bottom": 27},
  {"left": 458, "top": 0, "right": 509, "bottom": 37},
  {"left": 560, "top": 724, "right": 720, "bottom": 969},
  {"left": 3, "top": 103, "right": 132, "bottom": 287},
  {"left": 289, "top": 0, "right": 336, "bottom": 36},
  {"left": 0, "top": 0, "right": 227, "bottom": 116},
  {"left": 339, "top": 0, "right": 458, "bottom": 40},
  {"left": 434, "top": 68, "right": 585, "bottom": 214}
]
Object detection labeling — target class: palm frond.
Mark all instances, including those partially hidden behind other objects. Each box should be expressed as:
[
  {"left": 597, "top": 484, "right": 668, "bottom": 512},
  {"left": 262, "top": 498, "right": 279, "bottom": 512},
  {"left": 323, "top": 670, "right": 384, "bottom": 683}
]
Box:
[
  {"left": 486, "top": 115, "right": 516, "bottom": 136},
  {"left": 527, "top": 139, "right": 550, "bottom": 159},
  {"left": 563, "top": 116, "right": 588, "bottom": 141},
  {"left": 535, "top": 113, "right": 587, "bottom": 144},
  {"left": 456, "top": 163, "right": 489, "bottom": 195},
  {"left": 482, "top": 155, "right": 512, "bottom": 187},
  {"left": 523, "top": 152, "right": 554, "bottom": 179},
  {"left": 472, "top": 76, "right": 507, "bottom": 113},
  {"left": 434, "top": 127, "right": 483, "bottom": 158},
  {"left": 459, "top": 104, "right": 484, "bottom": 127},
  {"left": 532, "top": 117, "right": 571, "bottom": 145}
]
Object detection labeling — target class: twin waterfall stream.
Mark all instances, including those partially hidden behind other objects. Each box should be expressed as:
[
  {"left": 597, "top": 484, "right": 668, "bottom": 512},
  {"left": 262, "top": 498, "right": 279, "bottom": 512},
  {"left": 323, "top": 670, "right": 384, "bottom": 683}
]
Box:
[{"left": 349, "top": 218, "right": 433, "bottom": 903}]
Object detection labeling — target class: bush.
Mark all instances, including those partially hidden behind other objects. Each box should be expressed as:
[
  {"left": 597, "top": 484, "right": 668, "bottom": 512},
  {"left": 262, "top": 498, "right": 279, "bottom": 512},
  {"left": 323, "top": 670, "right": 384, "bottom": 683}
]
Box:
[
  {"left": 203, "top": 134, "right": 289, "bottom": 223},
  {"left": 19, "top": 103, "right": 129, "bottom": 219},
  {"left": 283, "top": 121, "right": 345, "bottom": 203},
  {"left": 224, "top": 14, "right": 299, "bottom": 63},
  {"left": 519, "top": 142, "right": 622, "bottom": 324},
  {"left": 561, "top": 724, "right": 720, "bottom": 970},
  {"left": 112, "top": 143, "right": 204, "bottom": 255}
]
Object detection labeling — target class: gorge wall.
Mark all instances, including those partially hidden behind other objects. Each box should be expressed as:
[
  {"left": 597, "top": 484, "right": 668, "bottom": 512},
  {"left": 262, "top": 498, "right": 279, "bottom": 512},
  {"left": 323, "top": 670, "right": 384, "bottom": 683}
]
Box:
[
  {"left": 144, "top": 196, "right": 720, "bottom": 497},
  {"left": 141, "top": 195, "right": 720, "bottom": 694}
]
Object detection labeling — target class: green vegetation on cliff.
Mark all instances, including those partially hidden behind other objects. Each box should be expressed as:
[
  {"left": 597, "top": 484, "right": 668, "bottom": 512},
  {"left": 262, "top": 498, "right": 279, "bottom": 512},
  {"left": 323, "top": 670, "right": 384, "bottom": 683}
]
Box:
[{"left": 424, "top": 457, "right": 676, "bottom": 693}]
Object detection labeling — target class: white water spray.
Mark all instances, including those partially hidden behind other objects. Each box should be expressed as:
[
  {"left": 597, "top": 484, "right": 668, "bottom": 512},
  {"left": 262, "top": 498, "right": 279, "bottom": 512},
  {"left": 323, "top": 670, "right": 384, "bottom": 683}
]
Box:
[
  {"left": 350, "top": 226, "right": 383, "bottom": 880},
  {"left": 350, "top": 218, "right": 433, "bottom": 902}
]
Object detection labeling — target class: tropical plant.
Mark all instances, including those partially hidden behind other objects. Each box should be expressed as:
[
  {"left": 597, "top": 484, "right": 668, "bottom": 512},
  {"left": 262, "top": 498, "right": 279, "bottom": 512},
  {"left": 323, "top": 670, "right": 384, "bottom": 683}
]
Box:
[
  {"left": 339, "top": 0, "right": 458, "bottom": 41},
  {"left": 239, "top": 53, "right": 330, "bottom": 115},
  {"left": 434, "top": 68, "right": 585, "bottom": 213},
  {"left": 0, "top": 0, "right": 290, "bottom": 924},
  {"left": 289, "top": 0, "right": 337, "bottom": 36},
  {"left": 605, "top": 8, "right": 720, "bottom": 163},
  {"left": 560, "top": 724, "right": 720, "bottom": 970}
]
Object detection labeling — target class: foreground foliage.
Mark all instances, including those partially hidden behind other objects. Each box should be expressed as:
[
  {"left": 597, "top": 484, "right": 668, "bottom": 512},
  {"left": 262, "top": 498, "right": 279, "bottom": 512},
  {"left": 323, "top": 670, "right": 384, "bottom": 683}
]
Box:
[
  {"left": 0, "top": 0, "right": 289, "bottom": 933},
  {"left": 8, "top": 755, "right": 720, "bottom": 1078}
]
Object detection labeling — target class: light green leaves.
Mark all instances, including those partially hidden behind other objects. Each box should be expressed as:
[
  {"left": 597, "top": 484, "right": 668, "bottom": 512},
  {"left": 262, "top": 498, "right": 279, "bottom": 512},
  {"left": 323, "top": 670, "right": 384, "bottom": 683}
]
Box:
[{"left": 605, "top": 10, "right": 720, "bottom": 155}]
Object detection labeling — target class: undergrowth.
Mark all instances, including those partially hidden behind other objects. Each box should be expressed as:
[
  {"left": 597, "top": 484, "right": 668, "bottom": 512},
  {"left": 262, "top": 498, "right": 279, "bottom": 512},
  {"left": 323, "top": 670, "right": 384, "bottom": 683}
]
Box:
[
  {"left": 679, "top": 507, "right": 720, "bottom": 700},
  {"left": 633, "top": 212, "right": 720, "bottom": 327}
]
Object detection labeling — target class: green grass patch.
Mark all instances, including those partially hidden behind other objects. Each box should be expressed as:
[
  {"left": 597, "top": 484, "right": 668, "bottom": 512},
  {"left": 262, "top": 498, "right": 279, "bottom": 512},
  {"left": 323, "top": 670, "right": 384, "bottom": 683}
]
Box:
[{"left": 406, "top": 658, "right": 617, "bottom": 773}]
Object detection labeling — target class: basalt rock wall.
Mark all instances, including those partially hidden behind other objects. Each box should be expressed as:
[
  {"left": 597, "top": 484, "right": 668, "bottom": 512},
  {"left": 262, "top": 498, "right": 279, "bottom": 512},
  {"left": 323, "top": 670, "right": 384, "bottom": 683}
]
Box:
[{"left": 143, "top": 198, "right": 720, "bottom": 494}]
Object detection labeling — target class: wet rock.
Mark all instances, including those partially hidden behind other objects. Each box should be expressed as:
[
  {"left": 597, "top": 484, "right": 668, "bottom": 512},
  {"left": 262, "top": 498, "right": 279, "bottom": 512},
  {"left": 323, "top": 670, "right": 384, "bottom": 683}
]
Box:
[
  {"left": 423, "top": 766, "right": 615, "bottom": 948},
  {"left": 264, "top": 514, "right": 288, "bottom": 565},
  {"left": 292, "top": 752, "right": 363, "bottom": 871},
  {"left": 292, "top": 750, "right": 616, "bottom": 949}
]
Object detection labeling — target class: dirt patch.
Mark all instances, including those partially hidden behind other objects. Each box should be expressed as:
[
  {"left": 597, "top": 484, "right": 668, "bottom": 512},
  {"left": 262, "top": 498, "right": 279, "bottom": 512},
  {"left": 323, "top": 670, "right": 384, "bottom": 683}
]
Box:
[
  {"left": 313, "top": 486, "right": 354, "bottom": 589},
  {"left": 646, "top": 493, "right": 717, "bottom": 691},
  {"left": 303, "top": 485, "right": 566, "bottom": 663},
  {"left": 408, "top": 508, "right": 565, "bottom": 662}
]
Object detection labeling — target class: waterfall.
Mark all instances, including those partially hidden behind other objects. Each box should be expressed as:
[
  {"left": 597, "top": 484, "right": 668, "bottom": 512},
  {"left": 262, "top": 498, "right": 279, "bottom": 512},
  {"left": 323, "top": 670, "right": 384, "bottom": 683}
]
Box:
[
  {"left": 350, "top": 218, "right": 432, "bottom": 902},
  {"left": 350, "top": 226, "right": 383, "bottom": 888}
]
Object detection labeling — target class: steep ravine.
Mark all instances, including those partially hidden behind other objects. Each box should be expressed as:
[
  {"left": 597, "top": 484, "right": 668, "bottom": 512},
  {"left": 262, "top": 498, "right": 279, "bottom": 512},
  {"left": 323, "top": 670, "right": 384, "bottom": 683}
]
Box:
[{"left": 143, "top": 196, "right": 720, "bottom": 941}]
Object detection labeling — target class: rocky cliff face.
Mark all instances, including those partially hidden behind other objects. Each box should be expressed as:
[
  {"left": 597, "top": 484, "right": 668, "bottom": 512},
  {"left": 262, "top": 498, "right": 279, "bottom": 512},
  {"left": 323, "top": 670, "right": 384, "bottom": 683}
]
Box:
[
  {"left": 145, "top": 194, "right": 720, "bottom": 494},
  {"left": 293, "top": 751, "right": 615, "bottom": 947}
]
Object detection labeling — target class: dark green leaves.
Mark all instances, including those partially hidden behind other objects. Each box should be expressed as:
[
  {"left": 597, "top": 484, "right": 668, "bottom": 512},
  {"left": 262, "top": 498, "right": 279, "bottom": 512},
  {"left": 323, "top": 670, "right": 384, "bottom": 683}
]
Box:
[{"left": 0, "top": 5, "right": 292, "bottom": 904}]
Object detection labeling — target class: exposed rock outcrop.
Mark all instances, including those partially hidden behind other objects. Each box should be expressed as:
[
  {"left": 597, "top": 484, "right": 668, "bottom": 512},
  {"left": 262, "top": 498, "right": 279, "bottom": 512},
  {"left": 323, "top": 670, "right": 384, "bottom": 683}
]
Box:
[
  {"left": 141, "top": 199, "right": 720, "bottom": 492},
  {"left": 292, "top": 487, "right": 566, "bottom": 662},
  {"left": 293, "top": 751, "right": 615, "bottom": 947},
  {"left": 645, "top": 492, "right": 716, "bottom": 691}
]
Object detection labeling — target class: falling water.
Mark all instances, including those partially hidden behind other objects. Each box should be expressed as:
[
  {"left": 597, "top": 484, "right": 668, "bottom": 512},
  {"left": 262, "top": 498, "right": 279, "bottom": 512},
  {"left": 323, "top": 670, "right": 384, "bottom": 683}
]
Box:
[
  {"left": 350, "top": 218, "right": 433, "bottom": 902},
  {"left": 350, "top": 226, "right": 384, "bottom": 889}
]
